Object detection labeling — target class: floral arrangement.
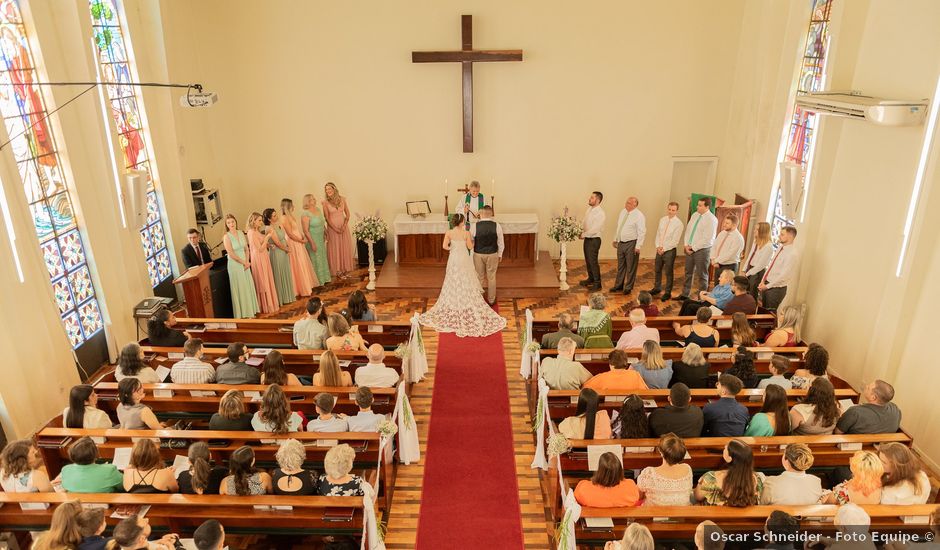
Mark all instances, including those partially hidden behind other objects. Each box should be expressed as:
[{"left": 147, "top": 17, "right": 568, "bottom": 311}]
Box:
[
  {"left": 547, "top": 433, "right": 571, "bottom": 458},
  {"left": 377, "top": 418, "right": 398, "bottom": 438},
  {"left": 547, "top": 214, "right": 582, "bottom": 243},
  {"left": 394, "top": 342, "right": 411, "bottom": 360},
  {"left": 352, "top": 215, "right": 388, "bottom": 243},
  {"left": 525, "top": 341, "right": 541, "bottom": 355}
]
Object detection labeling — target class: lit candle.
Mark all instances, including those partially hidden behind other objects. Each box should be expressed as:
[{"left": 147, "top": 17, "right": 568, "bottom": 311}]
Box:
[
  {"left": 444, "top": 178, "right": 448, "bottom": 196},
  {"left": 491, "top": 177, "right": 496, "bottom": 202}
]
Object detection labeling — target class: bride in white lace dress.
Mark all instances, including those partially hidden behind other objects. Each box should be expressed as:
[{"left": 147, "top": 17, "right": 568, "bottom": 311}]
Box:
[{"left": 419, "top": 214, "right": 507, "bottom": 338}]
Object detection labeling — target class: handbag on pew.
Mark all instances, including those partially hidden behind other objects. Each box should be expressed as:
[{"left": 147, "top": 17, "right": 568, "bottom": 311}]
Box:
[{"left": 159, "top": 420, "right": 193, "bottom": 449}]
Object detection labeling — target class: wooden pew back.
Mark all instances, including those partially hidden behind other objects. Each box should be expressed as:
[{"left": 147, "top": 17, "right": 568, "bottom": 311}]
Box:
[
  {"left": 167, "top": 317, "right": 411, "bottom": 348},
  {"left": 532, "top": 313, "right": 777, "bottom": 344}
]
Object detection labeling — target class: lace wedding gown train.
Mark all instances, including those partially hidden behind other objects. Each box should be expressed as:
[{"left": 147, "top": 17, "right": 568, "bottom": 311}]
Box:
[{"left": 419, "top": 241, "right": 506, "bottom": 338}]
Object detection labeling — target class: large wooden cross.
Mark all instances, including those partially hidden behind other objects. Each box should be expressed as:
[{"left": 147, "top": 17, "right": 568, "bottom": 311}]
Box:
[{"left": 412, "top": 15, "right": 523, "bottom": 153}]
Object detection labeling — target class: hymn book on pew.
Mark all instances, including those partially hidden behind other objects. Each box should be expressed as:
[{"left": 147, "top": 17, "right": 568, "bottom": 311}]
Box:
[
  {"left": 111, "top": 504, "right": 151, "bottom": 519},
  {"left": 587, "top": 445, "right": 623, "bottom": 470}
]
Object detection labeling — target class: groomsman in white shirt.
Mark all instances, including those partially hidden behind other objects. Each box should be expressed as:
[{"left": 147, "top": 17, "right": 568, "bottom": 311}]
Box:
[
  {"left": 710, "top": 214, "right": 745, "bottom": 274},
  {"left": 648, "top": 201, "right": 684, "bottom": 302},
  {"left": 676, "top": 197, "right": 718, "bottom": 301},
  {"left": 758, "top": 225, "right": 799, "bottom": 310},
  {"left": 579, "top": 191, "right": 606, "bottom": 291},
  {"left": 610, "top": 196, "right": 645, "bottom": 295}
]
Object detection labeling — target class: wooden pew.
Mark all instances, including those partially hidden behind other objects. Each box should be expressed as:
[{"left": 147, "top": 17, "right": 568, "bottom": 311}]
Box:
[
  {"left": 0, "top": 492, "right": 367, "bottom": 538},
  {"left": 532, "top": 313, "right": 778, "bottom": 345},
  {"left": 163, "top": 317, "right": 411, "bottom": 349}
]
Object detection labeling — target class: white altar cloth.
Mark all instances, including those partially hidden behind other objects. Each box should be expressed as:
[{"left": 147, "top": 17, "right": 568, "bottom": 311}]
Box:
[{"left": 393, "top": 213, "right": 539, "bottom": 262}]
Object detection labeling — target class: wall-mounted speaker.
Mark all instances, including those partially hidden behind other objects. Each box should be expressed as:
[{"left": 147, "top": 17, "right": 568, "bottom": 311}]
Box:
[{"left": 123, "top": 170, "right": 149, "bottom": 229}]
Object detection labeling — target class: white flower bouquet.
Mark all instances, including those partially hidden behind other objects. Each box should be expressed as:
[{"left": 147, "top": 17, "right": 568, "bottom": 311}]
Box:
[
  {"left": 547, "top": 215, "right": 582, "bottom": 243},
  {"left": 352, "top": 215, "right": 388, "bottom": 243}
]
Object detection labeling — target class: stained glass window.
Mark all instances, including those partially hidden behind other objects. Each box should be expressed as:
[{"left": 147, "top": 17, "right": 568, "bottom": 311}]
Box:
[
  {"left": 770, "top": 0, "right": 834, "bottom": 239},
  {"left": 89, "top": 0, "right": 172, "bottom": 287},
  {"left": 0, "top": 0, "right": 105, "bottom": 348}
]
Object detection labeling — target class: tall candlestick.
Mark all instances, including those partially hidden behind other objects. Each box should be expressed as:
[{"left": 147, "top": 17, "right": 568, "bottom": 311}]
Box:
[{"left": 491, "top": 177, "right": 496, "bottom": 204}]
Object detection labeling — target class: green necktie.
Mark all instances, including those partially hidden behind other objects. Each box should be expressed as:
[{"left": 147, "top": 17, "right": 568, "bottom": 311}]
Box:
[{"left": 687, "top": 213, "right": 702, "bottom": 245}]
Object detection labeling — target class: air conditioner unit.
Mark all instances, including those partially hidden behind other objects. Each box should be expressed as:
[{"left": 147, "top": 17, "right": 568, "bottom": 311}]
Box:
[
  {"left": 795, "top": 92, "right": 928, "bottom": 126},
  {"left": 778, "top": 162, "right": 802, "bottom": 220}
]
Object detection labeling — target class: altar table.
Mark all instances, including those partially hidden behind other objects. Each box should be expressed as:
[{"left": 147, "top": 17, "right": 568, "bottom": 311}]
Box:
[{"left": 393, "top": 213, "right": 539, "bottom": 266}]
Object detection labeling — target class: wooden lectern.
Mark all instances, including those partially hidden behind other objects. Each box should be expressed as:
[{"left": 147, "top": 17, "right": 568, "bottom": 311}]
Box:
[{"left": 173, "top": 263, "right": 214, "bottom": 318}]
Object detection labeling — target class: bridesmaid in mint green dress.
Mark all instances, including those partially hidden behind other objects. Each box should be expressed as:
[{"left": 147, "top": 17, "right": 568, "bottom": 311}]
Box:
[
  {"left": 262, "top": 208, "right": 297, "bottom": 306},
  {"left": 222, "top": 214, "right": 259, "bottom": 318},
  {"left": 301, "top": 193, "right": 332, "bottom": 285}
]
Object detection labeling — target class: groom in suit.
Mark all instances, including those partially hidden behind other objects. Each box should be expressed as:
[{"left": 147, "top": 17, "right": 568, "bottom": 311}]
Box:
[
  {"left": 181, "top": 228, "right": 213, "bottom": 270},
  {"left": 471, "top": 206, "right": 504, "bottom": 306}
]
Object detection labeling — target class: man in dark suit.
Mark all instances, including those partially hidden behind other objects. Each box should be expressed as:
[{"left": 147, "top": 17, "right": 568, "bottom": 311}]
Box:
[{"left": 181, "top": 228, "right": 212, "bottom": 270}]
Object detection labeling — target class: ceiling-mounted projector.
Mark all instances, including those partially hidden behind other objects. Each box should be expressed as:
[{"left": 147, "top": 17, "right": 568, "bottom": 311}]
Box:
[{"left": 180, "top": 90, "right": 218, "bottom": 108}]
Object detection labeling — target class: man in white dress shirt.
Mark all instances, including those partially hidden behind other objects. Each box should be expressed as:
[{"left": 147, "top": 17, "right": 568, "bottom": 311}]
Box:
[
  {"left": 649, "top": 201, "right": 684, "bottom": 301},
  {"left": 758, "top": 225, "right": 799, "bottom": 311},
  {"left": 344, "top": 387, "right": 386, "bottom": 432},
  {"left": 610, "top": 196, "right": 645, "bottom": 295},
  {"left": 454, "top": 180, "right": 486, "bottom": 229},
  {"left": 354, "top": 344, "right": 401, "bottom": 388},
  {"left": 579, "top": 191, "right": 606, "bottom": 291},
  {"left": 710, "top": 213, "right": 745, "bottom": 275},
  {"left": 677, "top": 197, "right": 718, "bottom": 301}
]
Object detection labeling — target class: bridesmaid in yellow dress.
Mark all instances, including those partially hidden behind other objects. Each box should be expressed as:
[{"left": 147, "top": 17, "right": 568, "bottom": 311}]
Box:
[
  {"left": 323, "top": 182, "right": 355, "bottom": 278},
  {"left": 280, "top": 198, "right": 319, "bottom": 297},
  {"left": 222, "top": 214, "right": 259, "bottom": 319},
  {"left": 246, "top": 212, "right": 279, "bottom": 314}
]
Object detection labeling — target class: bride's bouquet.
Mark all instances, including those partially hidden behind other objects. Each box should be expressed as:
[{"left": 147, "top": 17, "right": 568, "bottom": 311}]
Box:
[
  {"left": 352, "top": 214, "right": 388, "bottom": 243},
  {"left": 547, "top": 214, "right": 582, "bottom": 243}
]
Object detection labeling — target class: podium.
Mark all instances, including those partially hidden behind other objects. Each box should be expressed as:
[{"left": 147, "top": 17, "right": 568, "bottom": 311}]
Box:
[{"left": 173, "top": 263, "right": 214, "bottom": 318}]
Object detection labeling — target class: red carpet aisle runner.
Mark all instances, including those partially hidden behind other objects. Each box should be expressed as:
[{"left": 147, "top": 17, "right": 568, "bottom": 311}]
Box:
[{"left": 415, "top": 329, "right": 525, "bottom": 549}]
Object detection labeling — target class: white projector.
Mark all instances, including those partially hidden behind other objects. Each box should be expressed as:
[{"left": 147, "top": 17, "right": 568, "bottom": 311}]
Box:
[{"left": 179, "top": 90, "right": 218, "bottom": 108}]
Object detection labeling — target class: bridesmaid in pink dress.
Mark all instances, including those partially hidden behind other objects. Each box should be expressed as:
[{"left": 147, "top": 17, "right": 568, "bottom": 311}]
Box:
[
  {"left": 280, "top": 198, "right": 319, "bottom": 296},
  {"left": 246, "top": 213, "right": 279, "bottom": 314},
  {"left": 323, "top": 182, "right": 355, "bottom": 277}
]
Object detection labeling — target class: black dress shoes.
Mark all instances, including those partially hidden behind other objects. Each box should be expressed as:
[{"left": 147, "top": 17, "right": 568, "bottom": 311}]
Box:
[
  {"left": 587, "top": 284, "right": 601, "bottom": 291},
  {"left": 673, "top": 295, "right": 690, "bottom": 301},
  {"left": 649, "top": 288, "right": 662, "bottom": 296},
  {"left": 609, "top": 286, "right": 623, "bottom": 293},
  {"left": 661, "top": 294, "right": 671, "bottom": 302},
  {"left": 579, "top": 279, "right": 593, "bottom": 287}
]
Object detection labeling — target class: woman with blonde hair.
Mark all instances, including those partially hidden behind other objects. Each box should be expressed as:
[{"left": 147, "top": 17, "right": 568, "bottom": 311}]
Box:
[
  {"left": 262, "top": 207, "right": 297, "bottom": 305},
  {"left": 325, "top": 312, "right": 367, "bottom": 351},
  {"left": 209, "top": 390, "right": 254, "bottom": 431},
  {"left": 879, "top": 442, "right": 930, "bottom": 504},
  {"left": 313, "top": 350, "right": 353, "bottom": 387},
  {"left": 730, "top": 312, "right": 756, "bottom": 347},
  {"left": 669, "top": 343, "right": 709, "bottom": 389},
  {"left": 318, "top": 443, "right": 364, "bottom": 496},
  {"left": 824, "top": 450, "right": 883, "bottom": 504},
  {"left": 223, "top": 213, "right": 259, "bottom": 318},
  {"left": 762, "top": 305, "right": 800, "bottom": 347},
  {"left": 122, "top": 439, "right": 178, "bottom": 493},
  {"left": 322, "top": 182, "right": 354, "bottom": 278},
  {"left": 743, "top": 221, "right": 773, "bottom": 299},
  {"left": 300, "top": 193, "right": 332, "bottom": 285},
  {"left": 245, "top": 212, "right": 279, "bottom": 314},
  {"left": 273, "top": 438, "right": 317, "bottom": 495},
  {"left": 0, "top": 439, "right": 52, "bottom": 493},
  {"left": 31, "top": 499, "right": 83, "bottom": 550},
  {"left": 632, "top": 340, "right": 673, "bottom": 389},
  {"left": 605, "top": 522, "right": 654, "bottom": 550},
  {"left": 281, "top": 198, "right": 319, "bottom": 297}
]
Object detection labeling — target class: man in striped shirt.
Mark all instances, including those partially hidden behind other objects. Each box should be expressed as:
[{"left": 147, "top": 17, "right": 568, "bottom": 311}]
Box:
[{"left": 170, "top": 338, "right": 215, "bottom": 384}]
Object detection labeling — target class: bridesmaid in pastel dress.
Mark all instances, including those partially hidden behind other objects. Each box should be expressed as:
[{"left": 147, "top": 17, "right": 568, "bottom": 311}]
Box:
[
  {"left": 262, "top": 208, "right": 296, "bottom": 306},
  {"left": 246, "top": 212, "right": 279, "bottom": 314},
  {"left": 323, "top": 182, "right": 355, "bottom": 278},
  {"left": 301, "top": 193, "right": 332, "bottom": 286},
  {"left": 280, "top": 198, "right": 319, "bottom": 296},
  {"left": 222, "top": 214, "right": 259, "bottom": 318}
]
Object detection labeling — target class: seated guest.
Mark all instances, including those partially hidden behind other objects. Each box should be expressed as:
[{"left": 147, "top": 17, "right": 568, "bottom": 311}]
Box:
[
  {"left": 759, "top": 511, "right": 800, "bottom": 550},
  {"left": 745, "top": 384, "right": 790, "bottom": 436},
  {"left": 354, "top": 344, "right": 400, "bottom": 388},
  {"left": 346, "top": 289, "right": 375, "bottom": 321},
  {"left": 637, "top": 433, "right": 694, "bottom": 505},
  {"left": 31, "top": 500, "right": 82, "bottom": 550},
  {"left": 260, "top": 350, "right": 302, "bottom": 386},
  {"left": 115, "top": 342, "right": 160, "bottom": 383},
  {"left": 294, "top": 297, "right": 329, "bottom": 350},
  {"left": 540, "top": 312, "right": 584, "bottom": 349},
  {"left": 730, "top": 311, "right": 757, "bottom": 347},
  {"left": 648, "top": 383, "right": 704, "bottom": 438},
  {"left": 116, "top": 378, "right": 163, "bottom": 430},
  {"left": 77, "top": 507, "right": 109, "bottom": 550},
  {"left": 209, "top": 390, "right": 254, "bottom": 431},
  {"left": 63, "top": 384, "right": 112, "bottom": 429},
  {"left": 606, "top": 523, "right": 654, "bottom": 550},
  {"left": 669, "top": 343, "right": 710, "bottom": 389},
  {"left": 757, "top": 355, "right": 792, "bottom": 391},
  {"left": 817, "top": 504, "right": 878, "bottom": 550},
  {"left": 574, "top": 451, "right": 640, "bottom": 507},
  {"left": 193, "top": 520, "right": 225, "bottom": 550},
  {"left": 725, "top": 345, "right": 759, "bottom": 389},
  {"left": 344, "top": 387, "right": 385, "bottom": 432},
  {"left": 123, "top": 439, "right": 178, "bottom": 493},
  {"left": 610, "top": 394, "right": 651, "bottom": 439},
  {"left": 694, "top": 439, "right": 765, "bottom": 506},
  {"left": 314, "top": 350, "right": 354, "bottom": 387},
  {"left": 272, "top": 438, "right": 317, "bottom": 495},
  {"left": 790, "top": 377, "right": 842, "bottom": 435},
  {"left": 824, "top": 450, "right": 883, "bottom": 504},
  {"left": 1, "top": 439, "right": 53, "bottom": 492},
  {"left": 878, "top": 442, "right": 930, "bottom": 504},
  {"left": 616, "top": 309, "right": 660, "bottom": 349},
  {"left": 835, "top": 379, "right": 901, "bottom": 434},
  {"left": 147, "top": 308, "right": 187, "bottom": 347},
  {"left": 216, "top": 342, "right": 261, "bottom": 384},
  {"left": 558, "top": 388, "right": 612, "bottom": 440},
  {"left": 60, "top": 437, "right": 123, "bottom": 493},
  {"left": 577, "top": 292, "right": 613, "bottom": 345},
  {"left": 694, "top": 521, "right": 725, "bottom": 550},
  {"left": 177, "top": 441, "right": 227, "bottom": 495},
  {"left": 220, "top": 446, "right": 272, "bottom": 495},
  {"left": 583, "top": 349, "right": 648, "bottom": 392},
  {"left": 318, "top": 444, "right": 365, "bottom": 496},
  {"left": 722, "top": 276, "right": 758, "bottom": 316},
  {"left": 108, "top": 515, "right": 180, "bottom": 550},
  {"left": 307, "top": 392, "right": 350, "bottom": 432},
  {"left": 702, "top": 374, "right": 749, "bottom": 437},
  {"left": 170, "top": 338, "right": 215, "bottom": 384},
  {"left": 632, "top": 340, "right": 673, "bottom": 389},
  {"left": 325, "top": 312, "right": 368, "bottom": 351},
  {"left": 760, "top": 443, "right": 823, "bottom": 504},
  {"left": 673, "top": 307, "right": 719, "bottom": 348},
  {"left": 697, "top": 269, "right": 735, "bottom": 311},
  {"left": 539, "top": 337, "right": 593, "bottom": 390},
  {"left": 790, "top": 343, "right": 829, "bottom": 389},
  {"left": 761, "top": 305, "right": 800, "bottom": 347},
  {"left": 635, "top": 291, "right": 660, "bottom": 318},
  {"left": 251, "top": 384, "right": 303, "bottom": 433}
]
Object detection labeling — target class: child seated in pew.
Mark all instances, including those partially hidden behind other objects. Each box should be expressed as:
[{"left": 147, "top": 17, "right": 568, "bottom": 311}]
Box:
[
  {"left": 0, "top": 439, "right": 53, "bottom": 493},
  {"left": 64, "top": 384, "right": 113, "bottom": 429},
  {"left": 340, "top": 387, "right": 386, "bottom": 432},
  {"left": 59, "top": 437, "right": 123, "bottom": 493},
  {"left": 77, "top": 507, "right": 109, "bottom": 550},
  {"left": 251, "top": 385, "right": 304, "bottom": 434},
  {"left": 219, "top": 446, "right": 272, "bottom": 495},
  {"left": 694, "top": 439, "right": 765, "bottom": 507},
  {"left": 108, "top": 514, "right": 181, "bottom": 549},
  {"left": 756, "top": 355, "right": 793, "bottom": 392},
  {"left": 209, "top": 390, "right": 254, "bottom": 431},
  {"left": 177, "top": 442, "right": 227, "bottom": 495},
  {"left": 574, "top": 451, "right": 640, "bottom": 507},
  {"left": 318, "top": 444, "right": 364, "bottom": 496},
  {"left": 307, "top": 393, "right": 349, "bottom": 432},
  {"left": 122, "top": 439, "right": 178, "bottom": 494},
  {"left": 272, "top": 438, "right": 317, "bottom": 496},
  {"left": 260, "top": 350, "right": 302, "bottom": 386},
  {"left": 313, "top": 350, "right": 353, "bottom": 387}
]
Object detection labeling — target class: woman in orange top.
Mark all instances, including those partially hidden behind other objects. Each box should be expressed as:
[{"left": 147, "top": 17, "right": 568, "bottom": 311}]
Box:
[{"left": 574, "top": 451, "right": 640, "bottom": 507}]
